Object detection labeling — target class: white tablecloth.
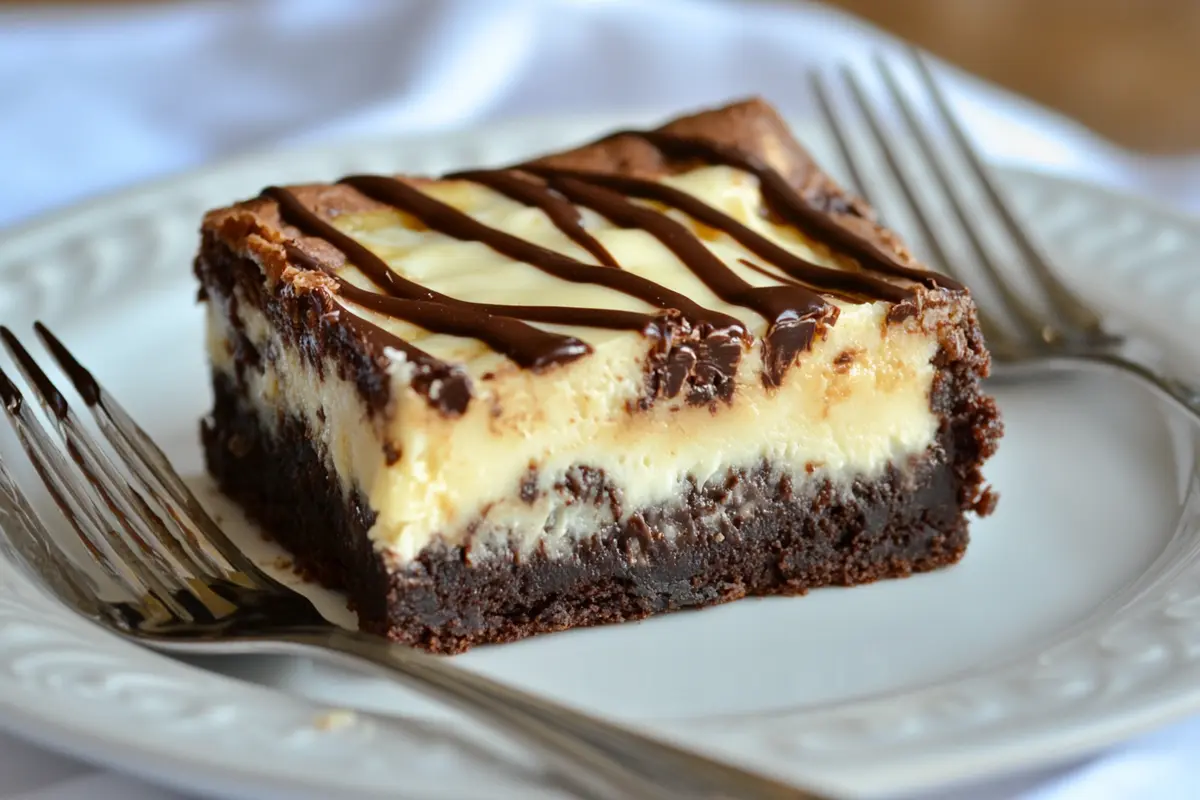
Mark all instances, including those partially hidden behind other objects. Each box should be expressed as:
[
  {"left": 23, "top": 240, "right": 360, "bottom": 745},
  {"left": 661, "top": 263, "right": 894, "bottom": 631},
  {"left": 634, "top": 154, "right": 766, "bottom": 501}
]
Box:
[{"left": 2, "top": 1, "right": 1200, "bottom": 797}]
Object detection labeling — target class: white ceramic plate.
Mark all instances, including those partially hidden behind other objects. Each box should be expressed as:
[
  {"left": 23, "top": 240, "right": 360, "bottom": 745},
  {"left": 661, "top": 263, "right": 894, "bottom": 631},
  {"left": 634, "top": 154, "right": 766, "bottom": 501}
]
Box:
[{"left": 2, "top": 115, "right": 1200, "bottom": 800}]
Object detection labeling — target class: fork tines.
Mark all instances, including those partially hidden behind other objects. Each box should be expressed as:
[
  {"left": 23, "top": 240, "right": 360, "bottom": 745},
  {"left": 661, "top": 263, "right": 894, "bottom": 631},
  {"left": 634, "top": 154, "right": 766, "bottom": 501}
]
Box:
[
  {"left": 808, "top": 50, "right": 1111, "bottom": 354},
  {"left": 0, "top": 324, "right": 268, "bottom": 626}
]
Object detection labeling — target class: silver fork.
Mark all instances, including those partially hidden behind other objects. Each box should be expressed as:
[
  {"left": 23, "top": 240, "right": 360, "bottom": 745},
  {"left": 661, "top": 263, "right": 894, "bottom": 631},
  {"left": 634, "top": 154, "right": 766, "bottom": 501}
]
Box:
[
  {"left": 811, "top": 51, "right": 1200, "bottom": 423},
  {"left": 0, "top": 323, "right": 821, "bottom": 800}
]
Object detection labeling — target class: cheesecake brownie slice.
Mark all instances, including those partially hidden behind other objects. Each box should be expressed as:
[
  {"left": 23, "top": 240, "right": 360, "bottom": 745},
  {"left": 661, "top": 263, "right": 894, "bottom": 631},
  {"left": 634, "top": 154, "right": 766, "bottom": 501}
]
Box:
[{"left": 196, "top": 99, "right": 1002, "bottom": 654}]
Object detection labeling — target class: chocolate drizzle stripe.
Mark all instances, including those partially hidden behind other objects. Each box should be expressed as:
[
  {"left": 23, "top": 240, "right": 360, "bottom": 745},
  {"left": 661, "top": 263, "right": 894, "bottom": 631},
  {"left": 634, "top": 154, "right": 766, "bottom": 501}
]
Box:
[
  {"left": 267, "top": 186, "right": 420, "bottom": 298},
  {"left": 285, "top": 235, "right": 653, "bottom": 335},
  {"left": 521, "top": 167, "right": 912, "bottom": 304},
  {"left": 738, "top": 258, "right": 815, "bottom": 293},
  {"left": 266, "top": 187, "right": 591, "bottom": 373},
  {"left": 472, "top": 305, "right": 656, "bottom": 331},
  {"left": 281, "top": 242, "right": 471, "bottom": 415},
  {"left": 338, "top": 175, "right": 745, "bottom": 337},
  {"left": 253, "top": 123, "right": 965, "bottom": 400},
  {"left": 448, "top": 169, "right": 621, "bottom": 268},
  {"left": 331, "top": 282, "right": 592, "bottom": 372},
  {"left": 281, "top": 242, "right": 434, "bottom": 362},
  {"left": 538, "top": 174, "right": 831, "bottom": 386},
  {"left": 600, "top": 130, "right": 963, "bottom": 291}
]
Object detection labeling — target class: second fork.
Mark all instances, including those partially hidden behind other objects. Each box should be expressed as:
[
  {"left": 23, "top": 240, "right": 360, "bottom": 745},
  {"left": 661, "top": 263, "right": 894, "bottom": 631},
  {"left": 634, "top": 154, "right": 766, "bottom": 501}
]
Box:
[
  {"left": 811, "top": 51, "right": 1200, "bottom": 427},
  {"left": 0, "top": 323, "right": 819, "bottom": 800}
]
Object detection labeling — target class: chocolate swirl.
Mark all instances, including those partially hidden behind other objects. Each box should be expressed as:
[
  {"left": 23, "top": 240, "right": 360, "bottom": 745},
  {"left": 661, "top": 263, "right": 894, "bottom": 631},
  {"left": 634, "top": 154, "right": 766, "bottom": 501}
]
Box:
[
  {"left": 258, "top": 125, "right": 958, "bottom": 413},
  {"left": 266, "top": 186, "right": 591, "bottom": 373},
  {"left": 280, "top": 242, "right": 472, "bottom": 415},
  {"left": 516, "top": 167, "right": 912, "bottom": 304},
  {"left": 337, "top": 175, "right": 745, "bottom": 337},
  {"left": 450, "top": 169, "right": 620, "bottom": 268},
  {"left": 599, "top": 130, "right": 964, "bottom": 291},
  {"left": 532, "top": 174, "right": 832, "bottom": 387}
]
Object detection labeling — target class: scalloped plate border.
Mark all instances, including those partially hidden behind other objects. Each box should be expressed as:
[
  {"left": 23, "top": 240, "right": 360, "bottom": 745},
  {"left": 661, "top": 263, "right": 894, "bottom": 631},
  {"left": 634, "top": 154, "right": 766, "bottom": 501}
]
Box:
[{"left": 2, "top": 115, "right": 1200, "bottom": 799}]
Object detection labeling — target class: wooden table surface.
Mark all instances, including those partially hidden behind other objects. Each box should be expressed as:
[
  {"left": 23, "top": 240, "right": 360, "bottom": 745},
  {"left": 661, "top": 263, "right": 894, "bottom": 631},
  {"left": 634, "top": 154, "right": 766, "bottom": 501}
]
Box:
[
  {"left": 820, "top": 0, "right": 1200, "bottom": 154},
  {"left": 6, "top": 0, "right": 1199, "bottom": 154}
]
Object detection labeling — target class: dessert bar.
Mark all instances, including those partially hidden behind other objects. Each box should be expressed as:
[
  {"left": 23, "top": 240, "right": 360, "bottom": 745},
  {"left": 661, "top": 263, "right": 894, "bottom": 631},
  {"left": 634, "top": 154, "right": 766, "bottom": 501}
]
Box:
[{"left": 196, "top": 99, "right": 1002, "bottom": 653}]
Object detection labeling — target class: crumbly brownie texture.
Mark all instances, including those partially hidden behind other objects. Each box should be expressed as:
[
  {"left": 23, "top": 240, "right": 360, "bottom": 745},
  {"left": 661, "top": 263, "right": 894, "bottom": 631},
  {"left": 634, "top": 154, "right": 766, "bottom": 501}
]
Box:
[
  {"left": 196, "top": 98, "right": 1002, "bottom": 653},
  {"left": 203, "top": 358, "right": 993, "bottom": 653}
]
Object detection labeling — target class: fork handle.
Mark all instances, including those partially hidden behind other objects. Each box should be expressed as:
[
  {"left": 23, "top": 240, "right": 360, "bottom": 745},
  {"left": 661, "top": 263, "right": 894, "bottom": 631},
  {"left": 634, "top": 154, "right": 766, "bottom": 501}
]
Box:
[
  {"left": 279, "top": 626, "right": 820, "bottom": 800},
  {"left": 1004, "top": 351, "right": 1200, "bottom": 425}
]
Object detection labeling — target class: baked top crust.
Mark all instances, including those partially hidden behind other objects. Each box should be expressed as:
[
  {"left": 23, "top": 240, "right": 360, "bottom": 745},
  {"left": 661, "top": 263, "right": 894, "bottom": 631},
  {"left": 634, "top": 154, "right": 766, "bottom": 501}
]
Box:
[
  {"left": 206, "top": 97, "right": 904, "bottom": 261},
  {"left": 199, "top": 98, "right": 972, "bottom": 415}
]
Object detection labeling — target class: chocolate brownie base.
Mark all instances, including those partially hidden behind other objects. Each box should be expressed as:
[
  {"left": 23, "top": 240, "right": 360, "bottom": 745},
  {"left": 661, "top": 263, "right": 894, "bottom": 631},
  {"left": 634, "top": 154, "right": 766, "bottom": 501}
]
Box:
[{"left": 202, "top": 360, "right": 994, "bottom": 654}]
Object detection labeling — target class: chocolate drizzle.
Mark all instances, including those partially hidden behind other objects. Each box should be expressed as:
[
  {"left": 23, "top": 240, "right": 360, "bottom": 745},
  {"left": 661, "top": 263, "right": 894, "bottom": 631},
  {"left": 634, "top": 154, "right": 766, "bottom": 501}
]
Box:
[
  {"left": 267, "top": 187, "right": 590, "bottom": 374},
  {"left": 535, "top": 174, "right": 832, "bottom": 386},
  {"left": 602, "top": 130, "right": 964, "bottom": 291},
  {"left": 337, "top": 175, "right": 744, "bottom": 337},
  {"left": 251, "top": 121, "right": 960, "bottom": 413},
  {"left": 448, "top": 169, "right": 620, "bottom": 268},
  {"left": 280, "top": 242, "right": 472, "bottom": 416},
  {"left": 520, "top": 167, "right": 912, "bottom": 304}
]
